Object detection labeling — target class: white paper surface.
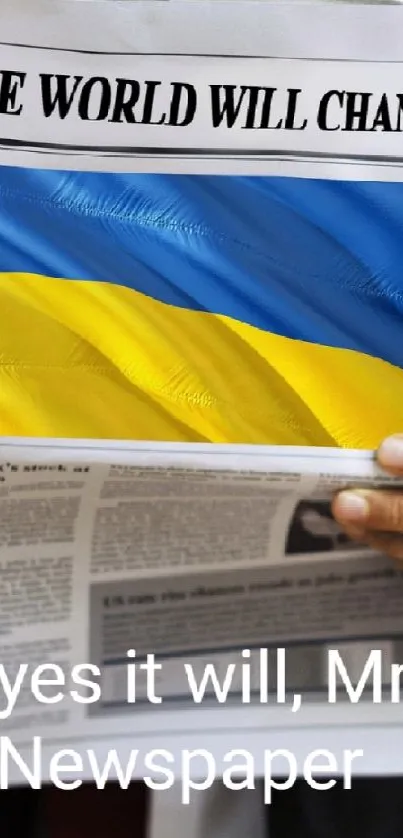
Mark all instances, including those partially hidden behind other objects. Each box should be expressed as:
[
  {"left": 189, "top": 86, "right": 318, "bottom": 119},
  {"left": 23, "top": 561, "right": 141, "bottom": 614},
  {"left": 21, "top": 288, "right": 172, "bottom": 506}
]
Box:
[{"left": 1, "top": 1, "right": 403, "bottom": 178}]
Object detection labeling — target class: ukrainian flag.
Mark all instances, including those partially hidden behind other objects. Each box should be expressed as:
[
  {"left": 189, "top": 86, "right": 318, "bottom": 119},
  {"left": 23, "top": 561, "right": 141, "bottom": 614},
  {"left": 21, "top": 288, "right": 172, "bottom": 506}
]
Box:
[{"left": 1, "top": 166, "right": 402, "bottom": 447}]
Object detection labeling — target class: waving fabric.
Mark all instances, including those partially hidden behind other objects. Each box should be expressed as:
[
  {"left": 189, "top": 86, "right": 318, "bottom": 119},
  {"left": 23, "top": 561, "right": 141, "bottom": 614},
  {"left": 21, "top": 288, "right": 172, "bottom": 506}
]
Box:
[{"left": 1, "top": 166, "right": 402, "bottom": 446}]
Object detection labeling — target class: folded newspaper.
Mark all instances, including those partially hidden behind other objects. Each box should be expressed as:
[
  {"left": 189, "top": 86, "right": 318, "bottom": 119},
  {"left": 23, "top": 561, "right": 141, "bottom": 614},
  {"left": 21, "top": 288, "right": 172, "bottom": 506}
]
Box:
[
  {"left": 2, "top": 0, "right": 403, "bottom": 783},
  {"left": 1, "top": 439, "right": 403, "bottom": 738}
]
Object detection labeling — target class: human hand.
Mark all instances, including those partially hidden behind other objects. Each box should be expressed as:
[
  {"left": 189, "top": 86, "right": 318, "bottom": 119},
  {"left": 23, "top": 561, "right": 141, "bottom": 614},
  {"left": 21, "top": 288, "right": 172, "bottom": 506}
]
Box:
[{"left": 331, "top": 434, "right": 403, "bottom": 561}]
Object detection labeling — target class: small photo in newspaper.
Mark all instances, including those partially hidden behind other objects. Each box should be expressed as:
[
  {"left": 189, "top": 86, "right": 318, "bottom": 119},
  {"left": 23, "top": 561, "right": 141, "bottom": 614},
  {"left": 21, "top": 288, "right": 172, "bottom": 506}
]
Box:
[{"left": 285, "top": 500, "right": 364, "bottom": 555}]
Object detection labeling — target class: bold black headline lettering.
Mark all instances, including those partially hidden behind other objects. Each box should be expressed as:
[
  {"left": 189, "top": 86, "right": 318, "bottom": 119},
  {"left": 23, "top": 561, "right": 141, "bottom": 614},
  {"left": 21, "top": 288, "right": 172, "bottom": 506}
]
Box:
[
  {"left": 1, "top": 69, "right": 403, "bottom": 135},
  {"left": 317, "top": 89, "right": 403, "bottom": 132},
  {"left": 39, "top": 74, "right": 196, "bottom": 125},
  {"left": 0, "top": 71, "right": 26, "bottom": 116},
  {"left": 210, "top": 85, "right": 307, "bottom": 130}
]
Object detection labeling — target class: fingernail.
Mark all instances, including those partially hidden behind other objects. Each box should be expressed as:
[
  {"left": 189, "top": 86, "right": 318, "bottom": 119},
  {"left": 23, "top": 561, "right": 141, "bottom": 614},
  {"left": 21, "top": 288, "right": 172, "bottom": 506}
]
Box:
[
  {"left": 378, "top": 435, "right": 403, "bottom": 469},
  {"left": 334, "top": 491, "right": 369, "bottom": 522}
]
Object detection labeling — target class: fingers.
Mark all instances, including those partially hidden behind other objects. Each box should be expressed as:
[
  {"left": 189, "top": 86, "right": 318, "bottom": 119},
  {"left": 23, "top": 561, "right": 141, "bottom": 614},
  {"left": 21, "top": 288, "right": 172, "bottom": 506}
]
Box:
[
  {"left": 363, "top": 533, "right": 403, "bottom": 562},
  {"left": 377, "top": 434, "right": 403, "bottom": 476},
  {"left": 331, "top": 434, "right": 403, "bottom": 562},
  {"left": 340, "top": 524, "right": 403, "bottom": 561},
  {"left": 332, "top": 489, "right": 403, "bottom": 533}
]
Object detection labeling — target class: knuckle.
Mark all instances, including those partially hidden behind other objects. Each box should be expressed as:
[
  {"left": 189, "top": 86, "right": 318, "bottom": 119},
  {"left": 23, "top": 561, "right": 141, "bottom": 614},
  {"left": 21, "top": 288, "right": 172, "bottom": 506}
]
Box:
[
  {"left": 388, "top": 495, "right": 403, "bottom": 530},
  {"left": 371, "top": 492, "right": 403, "bottom": 531}
]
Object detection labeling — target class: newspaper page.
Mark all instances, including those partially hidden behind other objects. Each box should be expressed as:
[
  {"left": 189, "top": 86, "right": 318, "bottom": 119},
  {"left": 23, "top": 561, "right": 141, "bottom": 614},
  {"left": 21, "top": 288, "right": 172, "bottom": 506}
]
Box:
[
  {"left": 1, "top": 0, "right": 403, "bottom": 782},
  {"left": 1, "top": 437, "right": 403, "bottom": 757}
]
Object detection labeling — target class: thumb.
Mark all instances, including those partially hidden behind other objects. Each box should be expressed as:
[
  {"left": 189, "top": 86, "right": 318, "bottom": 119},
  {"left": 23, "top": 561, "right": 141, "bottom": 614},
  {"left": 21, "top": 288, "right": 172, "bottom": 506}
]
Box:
[{"left": 332, "top": 488, "right": 403, "bottom": 533}]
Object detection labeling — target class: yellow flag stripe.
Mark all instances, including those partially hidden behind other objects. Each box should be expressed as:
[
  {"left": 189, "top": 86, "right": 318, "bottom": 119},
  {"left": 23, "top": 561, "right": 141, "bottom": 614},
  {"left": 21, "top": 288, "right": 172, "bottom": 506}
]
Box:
[{"left": 1, "top": 272, "right": 402, "bottom": 447}]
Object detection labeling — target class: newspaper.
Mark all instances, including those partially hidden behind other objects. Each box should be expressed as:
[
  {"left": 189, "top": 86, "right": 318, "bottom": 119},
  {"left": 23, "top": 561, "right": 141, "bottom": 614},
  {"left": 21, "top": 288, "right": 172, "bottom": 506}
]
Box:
[
  {"left": 1, "top": 0, "right": 403, "bottom": 784},
  {"left": 1, "top": 437, "right": 403, "bottom": 745}
]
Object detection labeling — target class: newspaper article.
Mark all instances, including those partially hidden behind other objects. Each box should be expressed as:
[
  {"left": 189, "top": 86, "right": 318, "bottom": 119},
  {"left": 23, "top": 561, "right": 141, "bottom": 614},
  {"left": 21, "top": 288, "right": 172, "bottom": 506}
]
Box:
[{"left": 1, "top": 437, "right": 403, "bottom": 745}]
